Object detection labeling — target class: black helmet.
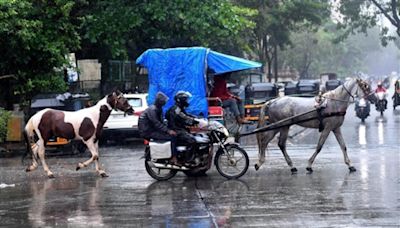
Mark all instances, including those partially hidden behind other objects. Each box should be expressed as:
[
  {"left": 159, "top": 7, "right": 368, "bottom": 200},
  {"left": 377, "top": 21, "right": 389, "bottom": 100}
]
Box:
[{"left": 174, "top": 91, "right": 192, "bottom": 108}]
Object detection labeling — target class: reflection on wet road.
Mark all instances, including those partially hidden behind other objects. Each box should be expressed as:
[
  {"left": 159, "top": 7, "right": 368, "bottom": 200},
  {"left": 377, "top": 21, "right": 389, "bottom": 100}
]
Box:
[{"left": 0, "top": 96, "right": 399, "bottom": 227}]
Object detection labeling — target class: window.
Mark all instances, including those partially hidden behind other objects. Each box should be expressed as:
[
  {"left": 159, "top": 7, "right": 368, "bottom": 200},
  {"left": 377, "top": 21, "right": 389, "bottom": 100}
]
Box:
[{"left": 128, "top": 98, "right": 143, "bottom": 107}]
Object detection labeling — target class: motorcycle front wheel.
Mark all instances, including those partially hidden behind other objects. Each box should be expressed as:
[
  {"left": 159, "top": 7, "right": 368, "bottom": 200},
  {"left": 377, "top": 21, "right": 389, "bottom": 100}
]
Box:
[
  {"left": 215, "top": 144, "right": 249, "bottom": 179},
  {"left": 144, "top": 158, "right": 177, "bottom": 181}
]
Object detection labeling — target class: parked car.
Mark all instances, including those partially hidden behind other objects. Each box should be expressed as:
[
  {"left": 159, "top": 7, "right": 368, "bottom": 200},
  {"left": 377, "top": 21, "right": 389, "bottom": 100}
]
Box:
[{"left": 102, "top": 93, "right": 148, "bottom": 142}]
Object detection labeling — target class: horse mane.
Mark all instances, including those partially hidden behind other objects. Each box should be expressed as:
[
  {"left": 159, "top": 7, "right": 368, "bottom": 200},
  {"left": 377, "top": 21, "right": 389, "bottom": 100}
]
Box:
[{"left": 322, "top": 78, "right": 356, "bottom": 99}]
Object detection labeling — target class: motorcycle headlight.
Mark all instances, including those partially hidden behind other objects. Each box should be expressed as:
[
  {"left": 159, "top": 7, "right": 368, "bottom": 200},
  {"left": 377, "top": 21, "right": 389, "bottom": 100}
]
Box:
[{"left": 359, "top": 99, "right": 366, "bottom": 107}]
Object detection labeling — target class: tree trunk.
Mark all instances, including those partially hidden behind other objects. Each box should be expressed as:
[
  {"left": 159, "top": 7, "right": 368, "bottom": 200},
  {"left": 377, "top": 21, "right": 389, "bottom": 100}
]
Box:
[
  {"left": 267, "top": 60, "right": 272, "bottom": 82},
  {"left": 273, "top": 44, "right": 278, "bottom": 82}
]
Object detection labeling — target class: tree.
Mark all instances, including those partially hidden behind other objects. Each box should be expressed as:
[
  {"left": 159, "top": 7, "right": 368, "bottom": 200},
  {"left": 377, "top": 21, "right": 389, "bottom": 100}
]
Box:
[
  {"left": 280, "top": 22, "right": 387, "bottom": 78},
  {"left": 0, "top": 0, "right": 256, "bottom": 107},
  {"left": 235, "top": 0, "right": 330, "bottom": 82},
  {"left": 336, "top": 0, "right": 400, "bottom": 45},
  {"left": 0, "top": 0, "right": 79, "bottom": 106},
  {"left": 77, "top": 0, "right": 257, "bottom": 60}
]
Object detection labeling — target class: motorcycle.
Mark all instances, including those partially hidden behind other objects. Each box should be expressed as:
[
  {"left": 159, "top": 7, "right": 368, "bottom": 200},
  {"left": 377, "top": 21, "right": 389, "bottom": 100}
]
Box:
[
  {"left": 144, "top": 119, "right": 249, "bottom": 181},
  {"left": 355, "top": 97, "right": 370, "bottom": 122},
  {"left": 375, "top": 92, "right": 387, "bottom": 115}
]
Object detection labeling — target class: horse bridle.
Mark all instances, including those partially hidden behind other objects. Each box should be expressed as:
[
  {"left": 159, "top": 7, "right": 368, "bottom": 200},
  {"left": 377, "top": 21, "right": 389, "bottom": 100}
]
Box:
[
  {"left": 342, "top": 84, "right": 355, "bottom": 101},
  {"left": 113, "top": 94, "right": 124, "bottom": 110},
  {"left": 324, "top": 79, "right": 371, "bottom": 103},
  {"left": 355, "top": 79, "right": 373, "bottom": 97}
]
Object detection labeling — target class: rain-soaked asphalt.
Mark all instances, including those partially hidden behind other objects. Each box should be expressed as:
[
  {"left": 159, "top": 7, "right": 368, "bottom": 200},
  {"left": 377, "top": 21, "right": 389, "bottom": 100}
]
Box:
[{"left": 1, "top": 94, "right": 399, "bottom": 227}]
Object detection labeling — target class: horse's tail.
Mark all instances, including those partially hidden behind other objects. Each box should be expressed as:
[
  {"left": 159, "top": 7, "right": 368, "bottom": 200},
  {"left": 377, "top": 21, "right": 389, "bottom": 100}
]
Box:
[
  {"left": 257, "top": 101, "right": 271, "bottom": 128},
  {"left": 22, "top": 118, "right": 36, "bottom": 164}
]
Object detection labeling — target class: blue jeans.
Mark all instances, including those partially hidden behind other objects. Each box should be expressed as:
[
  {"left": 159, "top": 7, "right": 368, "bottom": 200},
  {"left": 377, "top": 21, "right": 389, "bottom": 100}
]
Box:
[{"left": 222, "top": 98, "right": 244, "bottom": 117}]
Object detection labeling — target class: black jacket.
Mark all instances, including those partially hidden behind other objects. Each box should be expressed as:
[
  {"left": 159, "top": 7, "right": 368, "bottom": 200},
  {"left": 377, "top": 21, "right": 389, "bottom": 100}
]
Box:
[
  {"left": 138, "top": 93, "right": 169, "bottom": 137},
  {"left": 166, "top": 105, "right": 197, "bottom": 131}
]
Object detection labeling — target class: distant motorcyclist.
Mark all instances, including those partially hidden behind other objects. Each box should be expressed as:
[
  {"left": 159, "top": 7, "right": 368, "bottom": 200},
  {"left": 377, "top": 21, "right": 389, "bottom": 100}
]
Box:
[
  {"left": 375, "top": 82, "right": 387, "bottom": 109},
  {"left": 138, "top": 92, "right": 177, "bottom": 141},
  {"left": 375, "top": 82, "right": 387, "bottom": 93},
  {"left": 166, "top": 91, "right": 199, "bottom": 165},
  {"left": 392, "top": 80, "right": 400, "bottom": 101}
]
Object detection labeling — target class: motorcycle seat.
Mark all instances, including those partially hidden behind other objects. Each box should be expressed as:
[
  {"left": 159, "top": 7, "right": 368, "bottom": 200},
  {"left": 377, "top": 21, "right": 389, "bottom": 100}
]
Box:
[{"left": 149, "top": 139, "right": 171, "bottom": 144}]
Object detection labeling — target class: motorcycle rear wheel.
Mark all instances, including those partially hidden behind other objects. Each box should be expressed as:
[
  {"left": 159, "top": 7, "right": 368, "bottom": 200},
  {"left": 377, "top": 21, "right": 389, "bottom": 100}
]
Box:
[
  {"left": 215, "top": 144, "right": 249, "bottom": 179},
  {"left": 144, "top": 158, "right": 177, "bottom": 181}
]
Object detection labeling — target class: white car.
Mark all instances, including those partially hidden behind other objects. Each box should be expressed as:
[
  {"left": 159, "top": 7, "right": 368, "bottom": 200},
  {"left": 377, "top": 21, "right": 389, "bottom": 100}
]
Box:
[{"left": 102, "top": 93, "right": 148, "bottom": 141}]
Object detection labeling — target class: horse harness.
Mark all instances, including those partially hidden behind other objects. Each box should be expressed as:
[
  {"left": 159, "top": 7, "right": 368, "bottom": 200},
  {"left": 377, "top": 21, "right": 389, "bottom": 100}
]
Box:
[
  {"left": 315, "top": 79, "right": 371, "bottom": 132},
  {"left": 316, "top": 107, "right": 346, "bottom": 132}
]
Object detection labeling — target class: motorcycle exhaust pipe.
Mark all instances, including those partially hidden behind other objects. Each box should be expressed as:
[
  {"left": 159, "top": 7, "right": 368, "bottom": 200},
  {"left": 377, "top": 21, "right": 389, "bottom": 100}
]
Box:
[{"left": 150, "top": 162, "right": 190, "bottom": 171}]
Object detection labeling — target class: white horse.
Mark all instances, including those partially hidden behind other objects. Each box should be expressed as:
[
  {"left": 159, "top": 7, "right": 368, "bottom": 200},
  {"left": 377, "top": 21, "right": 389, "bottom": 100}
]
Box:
[
  {"left": 255, "top": 78, "right": 373, "bottom": 173},
  {"left": 24, "top": 91, "right": 134, "bottom": 178}
]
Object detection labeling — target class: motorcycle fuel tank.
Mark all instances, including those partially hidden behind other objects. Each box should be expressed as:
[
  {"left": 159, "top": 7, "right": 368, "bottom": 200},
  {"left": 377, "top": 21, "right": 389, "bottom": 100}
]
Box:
[{"left": 192, "top": 133, "right": 210, "bottom": 143}]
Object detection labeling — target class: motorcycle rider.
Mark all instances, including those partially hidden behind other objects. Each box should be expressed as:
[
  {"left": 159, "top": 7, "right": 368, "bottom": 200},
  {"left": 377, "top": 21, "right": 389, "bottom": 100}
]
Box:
[
  {"left": 355, "top": 96, "right": 370, "bottom": 119},
  {"left": 210, "top": 73, "right": 249, "bottom": 124},
  {"left": 166, "top": 91, "right": 199, "bottom": 165},
  {"left": 138, "top": 91, "right": 177, "bottom": 145},
  {"left": 392, "top": 80, "right": 400, "bottom": 103},
  {"left": 375, "top": 82, "right": 387, "bottom": 109}
]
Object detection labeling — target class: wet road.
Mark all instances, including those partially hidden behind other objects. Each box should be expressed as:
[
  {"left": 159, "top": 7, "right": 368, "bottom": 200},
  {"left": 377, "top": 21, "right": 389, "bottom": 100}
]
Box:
[{"left": 0, "top": 97, "right": 399, "bottom": 227}]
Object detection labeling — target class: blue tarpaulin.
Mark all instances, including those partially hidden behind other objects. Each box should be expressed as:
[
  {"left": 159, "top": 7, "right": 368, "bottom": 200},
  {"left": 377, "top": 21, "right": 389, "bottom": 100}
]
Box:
[{"left": 136, "top": 47, "right": 261, "bottom": 117}]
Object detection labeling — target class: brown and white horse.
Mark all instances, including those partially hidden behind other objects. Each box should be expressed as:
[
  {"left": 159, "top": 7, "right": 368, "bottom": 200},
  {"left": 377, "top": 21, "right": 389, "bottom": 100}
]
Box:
[{"left": 24, "top": 91, "right": 134, "bottom": 178}]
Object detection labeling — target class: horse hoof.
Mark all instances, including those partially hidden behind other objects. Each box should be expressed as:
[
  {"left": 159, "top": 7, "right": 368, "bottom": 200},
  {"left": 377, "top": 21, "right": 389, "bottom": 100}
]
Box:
[
  {"left": 306, "top": 167, "right": 313, "bottom": 173},
  {"left": 100, "top": 173, "right": 109, "bottom": 178},
  {"left": 349, "top": 166, "right": 357, "bottom": 172},
  {"left": 48, "top": 174, "right": 55, "bottom": 179},
  {"left": 291, "top": 167, "right": 298, "bottom": 174},
  {"left": 76, "top": 166, "right": 80, "bottom": 171},
  {"left": 254, "top": 164, "right": 259, "bottom": 171},
  {"left": 26, "top": 167, "right": 31, "bottom": 172}
]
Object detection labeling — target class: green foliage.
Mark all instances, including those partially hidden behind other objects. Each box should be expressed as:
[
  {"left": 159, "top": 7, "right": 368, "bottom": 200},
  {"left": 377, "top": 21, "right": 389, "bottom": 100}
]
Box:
[
  {"left": 1, "top": 0, "right": 257, "bottom": 106},
  {"left": 0, "top": 0, "right": 79, "bottom": 101},
  {"left": 78, "top": 0, "right": 256, "bottom": 59},
  {"left": 235, "top": 0, "right": 331, "bottom": 80},
  {"left": 280, "top": 21, "right": 386, "bottom": 78},
  {"left": 0, "top": 108, "right": 11, "bottom": 143},
  {"left": 336, "top": 0, "right": 400, "bottom": 45}
]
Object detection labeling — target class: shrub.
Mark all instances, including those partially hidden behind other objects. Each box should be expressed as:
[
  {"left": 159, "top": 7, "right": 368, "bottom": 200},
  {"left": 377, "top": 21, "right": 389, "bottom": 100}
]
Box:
[{"left": 0, "top": 108, "right": 11, "bottom": 143}]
